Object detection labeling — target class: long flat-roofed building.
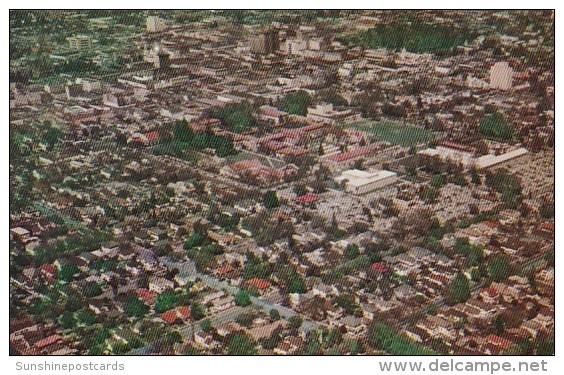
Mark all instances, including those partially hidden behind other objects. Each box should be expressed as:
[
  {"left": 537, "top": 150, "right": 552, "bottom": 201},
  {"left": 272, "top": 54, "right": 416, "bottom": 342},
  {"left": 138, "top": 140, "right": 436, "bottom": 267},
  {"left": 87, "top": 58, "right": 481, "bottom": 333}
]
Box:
[
  {"left": 474, "top": 147, "right": 529, "bottom": 170},
  {"left": 335, "top": 169, "right": 398, "bottom": 195}
]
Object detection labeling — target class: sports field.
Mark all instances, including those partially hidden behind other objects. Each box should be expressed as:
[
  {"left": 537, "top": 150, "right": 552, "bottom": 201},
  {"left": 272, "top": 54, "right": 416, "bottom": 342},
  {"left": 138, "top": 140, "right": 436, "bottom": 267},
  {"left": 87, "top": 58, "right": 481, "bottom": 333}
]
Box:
[{"left": 352, "top": 119, "right": 437, "bottom": 147}]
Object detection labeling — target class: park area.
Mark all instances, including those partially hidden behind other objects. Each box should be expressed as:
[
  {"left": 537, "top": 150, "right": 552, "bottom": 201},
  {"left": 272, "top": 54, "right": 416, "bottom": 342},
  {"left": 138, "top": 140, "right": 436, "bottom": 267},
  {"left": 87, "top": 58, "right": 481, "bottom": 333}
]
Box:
[{"left": 351, "top": 119, "right": 437, "bottom": 147}]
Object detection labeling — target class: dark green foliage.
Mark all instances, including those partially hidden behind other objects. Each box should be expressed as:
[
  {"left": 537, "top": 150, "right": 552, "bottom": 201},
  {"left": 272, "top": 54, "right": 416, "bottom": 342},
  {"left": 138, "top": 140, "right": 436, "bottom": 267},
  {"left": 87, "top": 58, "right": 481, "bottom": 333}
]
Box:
[
  {"left": 212, "top": 102, "right": 257, "bottom": 133},
  {"left": 262, "top": 190, "right": 280, "bottom": 209},
  {"left": 269, "top": 308, "right": 280, "bottom": 321},
  {"left": 41, "top": 123, "right": 63, "bottom": 150},
  {"left": 234, "top": 289, "right": 251, "bottom": 307},
  {"left": 288, "top": 315, "right": 303, "bottom": 330},
  {"left": 488, "top": 254, "right": 512, "bottom": 282},
  {"left": 368, "top": 322, "right": 436, "bottom": 355},
  {"left": 154, "top": 291, "right": 181, "bottom": 313},
  {"left": 479, "top": 112, "right": 514, "bottom": 140},
  {"left": 243, "top": 254, "right": 272, "bottom": 280},
  {"left": 83, "top": 282, "right": 103, "bottom": 298},
  {"left": 34, "top": 231, "right": 110, "bottom": 264},
  {"left": 200, "top": 318, "right": 213, "bottom": 332},
  {"left": 344, "top": 244, "right": 360, "bottom": 260},
  {"left": 173, "top": 120, "right": 194, "bottom": 142},
  {"left": 280, "top": 268, "right": 307, "bottom": 294},
  {"left": 430, "top": 173, "right": 444, "bottom": 188},
  {"left": 125, "top": 294, "right": 149, "bottom": 318},
  {"left": 539, "top": 201, "right": 555, "bottom": 219},
  {"left": 454, "top": 237, "right": 484, "bottom": 267},
  {"left": 343, "top": 21, "right": 475, "bottom": 53},
  {"left": 226, "top": 333, "right": 258, "bottom": 355},
  {"left": 58, "top": 264, "right": 79, "bottom": 282},
  {"left": 76, "top": 309, "right": 97, "bottom": 325},
  {"left": 28, "top": 298, "right": 46, "bottom": 316},
  {"left": 191, "top": 303, "right": 206, "bottom": 320},
  {"left": 184, "top": 230, "right": 208, "bottom": 250},
  {"left": 59, "top": 311, "right": 75, "bottom": 329},
  {"left": 279, "top": 91, "right": 313, "bottom": 115},
  {"left": 445, "top": 272, "right": 471, "bottom": 305},
  {"left": 333, "top": 294, "right": 360, "bottom": 315}
]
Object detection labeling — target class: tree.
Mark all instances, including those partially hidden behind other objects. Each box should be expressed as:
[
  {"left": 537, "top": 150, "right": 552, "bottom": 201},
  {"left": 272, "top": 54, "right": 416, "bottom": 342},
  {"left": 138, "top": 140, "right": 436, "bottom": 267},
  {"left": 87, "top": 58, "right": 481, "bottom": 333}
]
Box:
[
  {"left": 283, "top": 269, "right": 307, "bottom": 294},
  {"left": 269, "top": 309, "right": 281, "bottom": 321},
  {"left": 368, "top": 321, "right": 435, "bottom": 355},
  {"left": 479, "top": 112, "right": 514, "bottom": 140},
  {"left": 58, "top": 264, "right": 79, "bottom": 282},
  {"left": 200, "top": 318, "right": 213, "bottom": 332},
  {"left": 333, "top": 294, "right": 360, "bottom": 315},
  {"left": 59, "top": 311, "right": 75, "bottom": 329},
  {"left": 485, "top": 169, "right": 522, "bottom": 208},
  {"left": 234, "top": 289, "right": 251, "bottom": 307},
  {"left": 323, "top": 328, "right": 343, "bottom": 348},
  {"left": 212, "top": 102, "right": 257, "bottom": 133},
  {"left": 173, "top": 120, "right": 194, "bottom": 142},
  {"left": 539, "top": 201, "right": 555, "bottom": 219},
  {"left": 445, "top": 272, "right": 470, "bottom": 305},
  {"left": 125, "top": 294, "right": 149, "bottom": 318},
  {"left": 83, "top": 282, "right": 103, "bottom": 298},
  {"left": 184, "top": 230, "right": 207, "bottom": 250},
  {"left": 288, "top": 315, "right": 303, "bottom": 330},
  {"left": 263, "top": 190, "right": 280, "bottom": 209},
  {"left": 154, "top": 291, "right": 180, "bottom": 313},
  {"left": 488, "top": 254, "right": 512, "bottom": 282},
  {"left": 280, "top": 91, "right": 313, "bottom": 116},
  {"left": 348, "top": 339, "right": 362, "bottom": 355},
  {"left": 344, "top": 244, "right": 360, "bottom": 259},
  {"left": 226, "top": 333, "right": 258, "bottom": 355},
  {"left": 191, "top": 303, "right": 206, "bottom": 320}
]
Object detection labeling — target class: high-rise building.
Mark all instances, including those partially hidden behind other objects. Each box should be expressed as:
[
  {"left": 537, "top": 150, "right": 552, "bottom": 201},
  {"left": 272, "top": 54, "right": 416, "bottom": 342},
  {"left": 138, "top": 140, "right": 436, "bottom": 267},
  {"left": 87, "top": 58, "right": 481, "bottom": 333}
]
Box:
[
  {"left": 249, "top": 29, "right": 279, "bottom": 55},
  {"left": 490, "top": 61, "right": 513, "bottom": 90},
  {"left": 146, "top": 16, "right": 167, "bottom": 33},
  {"left": 66, "top": 35, "right": 92, "bottom": 52}
]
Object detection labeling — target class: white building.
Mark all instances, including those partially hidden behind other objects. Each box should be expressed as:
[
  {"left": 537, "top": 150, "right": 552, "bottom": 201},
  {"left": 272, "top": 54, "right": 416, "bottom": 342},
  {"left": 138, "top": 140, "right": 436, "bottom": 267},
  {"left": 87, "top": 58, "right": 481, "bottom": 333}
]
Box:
[
  {"left": 419, "top": 145, "right": 475, "bottom": 169},
  {"left": 474, "top": 147, "right": 529, "bottom": 170},
  {"left": 490, "top": 62, "right": 513, "bottom": 90},
  {"left": 335, "top": 169, "right": 398, "bottom": 195},
  {"left": 66, "top": 35, "right": 92, "bottom": 52},
  {"left": 306, "top": 103, "right": 361, "bottom": 125},
  {"left": 146, "top": 16, "right": 167, "bottom": 33}
]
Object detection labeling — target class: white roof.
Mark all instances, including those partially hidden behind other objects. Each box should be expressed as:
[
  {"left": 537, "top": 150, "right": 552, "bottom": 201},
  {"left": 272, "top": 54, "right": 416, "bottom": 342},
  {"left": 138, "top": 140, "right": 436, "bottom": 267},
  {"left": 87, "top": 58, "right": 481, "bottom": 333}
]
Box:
[
  {"left": 475, "top": 148, "right": 528, "bottom": 169},
  {"left": 335, "top": 169, "right": 397, "bottom": 187}
]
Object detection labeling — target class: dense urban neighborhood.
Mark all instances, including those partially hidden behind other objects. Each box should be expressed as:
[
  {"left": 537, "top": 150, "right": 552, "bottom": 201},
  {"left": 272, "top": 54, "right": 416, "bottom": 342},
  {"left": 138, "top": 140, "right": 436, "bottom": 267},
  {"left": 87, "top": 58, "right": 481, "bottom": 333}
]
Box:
[{"left": 9, "top": 10, "right": 554, "bottom": 356}]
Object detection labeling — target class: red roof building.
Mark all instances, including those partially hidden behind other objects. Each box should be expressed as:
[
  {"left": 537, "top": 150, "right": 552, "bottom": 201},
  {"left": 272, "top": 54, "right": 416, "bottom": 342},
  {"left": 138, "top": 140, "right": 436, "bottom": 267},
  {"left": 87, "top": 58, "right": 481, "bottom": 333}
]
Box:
[
  {"left": 215, "top": 264, "right": 235, "bottom": 276},
  {"left": 34, "top": 334, "right": 63, "bottom": 350},
  {"left": 136, "top": 288, "right": 157, "bottom": 305},
  {"left": 297, "top": 193, "right": 318, "bottom": 204},
  {"left": 370, "top": 262, "right": 388, "bottom": 274},
  {"left": 160, "top": 306, "right": 191, "bottom": 325},
  {"left": 246, "top": 278, "right": 270, "bottom": 290}
]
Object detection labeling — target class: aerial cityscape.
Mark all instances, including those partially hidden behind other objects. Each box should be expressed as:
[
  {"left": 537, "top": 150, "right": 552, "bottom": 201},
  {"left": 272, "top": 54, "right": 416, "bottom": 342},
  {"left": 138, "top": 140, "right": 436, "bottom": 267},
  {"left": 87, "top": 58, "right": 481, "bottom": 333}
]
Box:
[{"left": 9, "top": 10, "right": 554, "bottom": 356}]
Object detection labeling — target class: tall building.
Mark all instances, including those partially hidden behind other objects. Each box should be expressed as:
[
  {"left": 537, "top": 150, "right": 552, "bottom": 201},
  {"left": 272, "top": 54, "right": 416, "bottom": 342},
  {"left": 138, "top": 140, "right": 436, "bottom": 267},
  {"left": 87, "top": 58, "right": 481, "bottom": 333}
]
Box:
[
  {"left": 146, "top": 16, "right": 167, "bottom": 33},
  {"left": 490, "top": 61, "right": 513, "bottom": 90},
  {"left": 66, "top": 35, "right": 92, "bottom": 52},
  {"left": 249, "top": 29, "right": 279, "bottom": 55}
]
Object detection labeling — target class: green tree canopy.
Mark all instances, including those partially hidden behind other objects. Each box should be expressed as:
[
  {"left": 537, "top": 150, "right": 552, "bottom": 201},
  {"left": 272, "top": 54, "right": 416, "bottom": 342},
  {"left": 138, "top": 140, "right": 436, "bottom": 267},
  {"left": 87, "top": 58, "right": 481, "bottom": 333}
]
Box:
[
  {"left": 58, "top": 264, "right": 79, "bottom": 282},
  {"left": 226, "top": 333, "right": 258, "bottom": 355},
  {"left": 262, "top": 190, "right": 280, "bottom": 209},
  {"left": 479, "top": 112, "right": 514, "bottom": 140},
  {"left": 280, "top": 91, "right": 313, "bottom": 116},
  {"left": 234, "top": 289, "right": 251, "bottom": 307},
  {"left": 125, "top": 294, "right": 149, "bottom": 318},
  {"left": 445, "top": 272, "right": 471, "bottom": 305},
  {"left": 488, "top": 254, "right": 512, "bottom": 282}
]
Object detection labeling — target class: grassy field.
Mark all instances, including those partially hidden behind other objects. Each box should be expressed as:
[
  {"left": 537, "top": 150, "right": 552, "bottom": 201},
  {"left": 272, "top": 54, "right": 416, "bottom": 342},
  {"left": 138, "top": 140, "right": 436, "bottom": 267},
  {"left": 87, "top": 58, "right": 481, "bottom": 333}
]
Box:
[{"left": 352, "top": 119, "right": 437, "bottom": 147}]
